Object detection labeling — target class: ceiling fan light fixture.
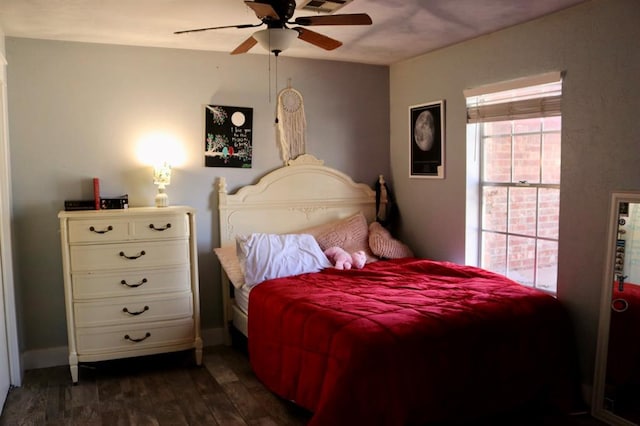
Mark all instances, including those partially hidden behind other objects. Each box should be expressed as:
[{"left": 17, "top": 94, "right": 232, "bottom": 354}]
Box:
[{"left": 253, "top": 28, "right": 298, "bottom": 54}]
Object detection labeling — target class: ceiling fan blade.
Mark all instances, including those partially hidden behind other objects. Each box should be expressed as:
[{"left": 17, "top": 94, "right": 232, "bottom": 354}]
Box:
[
  {"left": 174, "top": 23, "right": 261, "bottom": 34},
  {"left": 293, "top": 13, "right": 372, "bottom": 27},
  {"left": 244, "top": 1, "right": 280, "bottom": 20},
  {"left": 294, "top": 27, "right": 342, "bottom": 51},
  {"left": 231, "top": 36, "right": 258, "bottom": 55}
]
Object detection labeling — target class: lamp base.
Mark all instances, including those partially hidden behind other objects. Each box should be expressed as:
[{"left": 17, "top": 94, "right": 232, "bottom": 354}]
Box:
[{"left": 155, "top": 187, "right": 169, "bottom": 208}]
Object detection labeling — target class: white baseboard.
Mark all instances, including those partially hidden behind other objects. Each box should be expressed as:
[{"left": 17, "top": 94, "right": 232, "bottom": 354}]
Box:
[
  {"left": 581, "top": 383, "right": 593, "bottom": 412},
  {"left": 201, "top": 326, "right": 226, "bottom": 347},
  {"left": 22, "top": 345, "right": 69, "bottom": 371},
  {"left": 21, "top": 327, "right": 226, "bottom": 371}
]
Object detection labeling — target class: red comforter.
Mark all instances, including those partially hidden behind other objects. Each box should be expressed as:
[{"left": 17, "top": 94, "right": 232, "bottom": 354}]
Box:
[{"left": 248, "top": 258, "right": 576, "bottom": 425}]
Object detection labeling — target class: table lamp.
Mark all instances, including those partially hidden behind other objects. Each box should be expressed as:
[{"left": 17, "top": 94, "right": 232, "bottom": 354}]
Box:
[{"left": 153, "top": 161, "right": 171, "bottom": 207}]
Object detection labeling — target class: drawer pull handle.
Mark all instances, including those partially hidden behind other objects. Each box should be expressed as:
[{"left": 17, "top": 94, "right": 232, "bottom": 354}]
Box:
[
  {"left": 89, "top": 225, "right": 113, "bottom": 234},
  {"left": 149, "top": 223, "right": 172, "bottom": 231},
  {"left": 119, "top": 250, "right": 146, "bottom": 260},
  {"left": 124, "top": 332, "right": 151, "bottom": 343},
  {"left": 120, "top": 278, "right": 148, "bottom": 288},
  {"left": 122, "top": 306, "right": 149, "bottom": 316}
]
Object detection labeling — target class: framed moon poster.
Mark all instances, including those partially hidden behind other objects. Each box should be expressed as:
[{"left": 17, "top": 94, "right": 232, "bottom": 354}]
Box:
[
  {"left": 205, "top": 105, "right": 253, "bottom": 168},
  {"left": 409, "top": 100, "right": 445, "bottom": 178}
]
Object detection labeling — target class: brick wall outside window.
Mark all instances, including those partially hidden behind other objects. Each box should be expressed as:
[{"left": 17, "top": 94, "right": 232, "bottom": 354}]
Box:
[{"left": 480, "top": 118, "right": 560, "bottom": 292}]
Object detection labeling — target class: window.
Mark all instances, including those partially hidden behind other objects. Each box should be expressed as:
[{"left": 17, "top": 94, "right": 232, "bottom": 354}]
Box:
[{"left": 466, "top": 73, "right": 562, "bottom": 293}]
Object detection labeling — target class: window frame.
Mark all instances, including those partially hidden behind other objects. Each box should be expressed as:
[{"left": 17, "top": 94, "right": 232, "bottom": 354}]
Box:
[
  {"left": 478, "top": 118, "right": 561, "bottom": 292},
  {"left": 466, "top": 73, "right": 563, "bottom": 293}
]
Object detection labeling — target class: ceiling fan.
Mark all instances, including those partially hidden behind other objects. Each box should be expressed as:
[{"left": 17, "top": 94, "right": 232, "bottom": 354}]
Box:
[{"left": 174, "top": 0, "right": 372, "bottom": 56}]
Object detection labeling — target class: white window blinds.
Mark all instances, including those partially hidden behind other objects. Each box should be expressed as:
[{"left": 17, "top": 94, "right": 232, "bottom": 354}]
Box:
[{"left": 465, "top": 71, "right": 563, "bottom": 123}]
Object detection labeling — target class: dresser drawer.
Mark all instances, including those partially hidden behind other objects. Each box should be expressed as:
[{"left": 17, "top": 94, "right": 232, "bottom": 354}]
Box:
[
  {"left": 70, "top": 240, "right": 189, "bottom": 272},
  {"left": 72, "top": 266, "right": 190, "bottom": 299},
  {"left": 68, "top": 219, "right": 130, "bottom": 243},
  {"left": 67, "top": 214, "right": 188, "bottom": 244},
  {"left": 131, "top": 215, "right": 189, "bottom": 240},
  {"left": 75, "top": 318, "right": 195, "bottom": 354},
  {"left": 74, "top": 291, "right": 193, "bottom": 327}
]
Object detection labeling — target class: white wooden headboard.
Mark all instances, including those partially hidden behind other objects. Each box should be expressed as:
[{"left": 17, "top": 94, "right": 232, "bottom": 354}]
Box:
[
  {"left": 216, "top": 154, "right": 382, "bottom": 342},
  {"left": 217, "top": 154, "right": 379, "bottom": 246}
]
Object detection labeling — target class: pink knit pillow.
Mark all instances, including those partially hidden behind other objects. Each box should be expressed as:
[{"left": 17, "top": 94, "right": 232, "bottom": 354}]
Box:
[
  {"left": 368, "top": 221, "right": 414, "bottom": 259},
  {"left": 302, "top": 213, "right": 377, "bottom": 263},
  {"left": 214, "top": 246, "right": 245, "bottom": 289}
]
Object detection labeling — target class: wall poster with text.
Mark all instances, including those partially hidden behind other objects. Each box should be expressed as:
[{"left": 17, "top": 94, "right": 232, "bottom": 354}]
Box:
[{"left": 205, "top": 105, "right": 253, "bottom": 168}]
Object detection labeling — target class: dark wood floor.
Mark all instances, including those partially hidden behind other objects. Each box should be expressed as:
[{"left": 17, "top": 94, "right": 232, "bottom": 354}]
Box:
[
  {"left": 0, "top": 345, "right": 311, "bottom": 425},
  {"left": 1, "top": 345, "right": 607, "bottom": 426}
]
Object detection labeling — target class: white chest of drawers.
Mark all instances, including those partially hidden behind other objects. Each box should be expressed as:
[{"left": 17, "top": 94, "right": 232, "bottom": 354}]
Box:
[{"left": 58, "top": 206, "right": 202, "bottom": 383}]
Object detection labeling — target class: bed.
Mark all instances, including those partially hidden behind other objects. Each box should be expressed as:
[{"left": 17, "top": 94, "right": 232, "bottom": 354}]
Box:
[{"left": 215, "top": 155, "right": 577, "bottom": 425}]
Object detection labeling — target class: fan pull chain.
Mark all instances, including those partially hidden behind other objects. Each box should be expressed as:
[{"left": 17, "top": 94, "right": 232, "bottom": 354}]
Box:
[
  {"left": 267, "top": 50, "right": 272, "bottom": 104},
  {"left": 269, "top": 30, "right": 272, "bottom": 103},
  {"left": 275, "top": 53, "right": 279, "bottom": 124}
]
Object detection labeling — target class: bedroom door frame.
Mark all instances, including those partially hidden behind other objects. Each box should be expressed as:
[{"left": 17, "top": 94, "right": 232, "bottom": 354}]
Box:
[{"left": 0, "top": 51, "right": 22, "bottom": 413}]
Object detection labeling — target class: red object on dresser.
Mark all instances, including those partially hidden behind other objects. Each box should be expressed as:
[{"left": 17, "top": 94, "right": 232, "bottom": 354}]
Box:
[
  {"left": 93, "top": 177, "right": 100, "bottom": 210},
  {"left": 248, "top": 258, "right": 577, "bottom": 426}
]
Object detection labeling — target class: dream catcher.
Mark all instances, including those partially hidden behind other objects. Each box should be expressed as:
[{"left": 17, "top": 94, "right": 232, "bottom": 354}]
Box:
[{"left": 276, "top": 84, "right": 306, "bottom": 163}]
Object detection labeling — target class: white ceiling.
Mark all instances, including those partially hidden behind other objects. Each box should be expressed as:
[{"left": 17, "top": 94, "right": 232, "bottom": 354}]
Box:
[{"left": 0, "top": 0, "right": 587, "bottom": 65}]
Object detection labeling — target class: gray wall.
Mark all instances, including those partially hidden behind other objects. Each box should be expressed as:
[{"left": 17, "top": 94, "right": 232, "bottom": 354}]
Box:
[
  {"left": 390, "top": 0, "right": 640, "bottom": 386},
  {"left": 5, "top": 38, "right": 389, "bottom": 354},
  {"left": 7, "top": 0, "right": 638, "bottom": 393}
]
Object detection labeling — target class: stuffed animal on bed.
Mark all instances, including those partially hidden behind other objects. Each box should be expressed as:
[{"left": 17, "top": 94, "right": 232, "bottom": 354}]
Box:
[{"left": 324, "top": 246, "right": 366, "bottom": 270}]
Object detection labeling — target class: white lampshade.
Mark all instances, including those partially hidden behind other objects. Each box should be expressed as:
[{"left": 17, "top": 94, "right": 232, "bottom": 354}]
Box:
[
  {"left": 153, "top": 162, "right": 171, "bottom": 186},
  {"left": 153, "top": 162, "right": 171, "bottom": 207},
  {"left": 253, "top": 28, "right": 298, "bottom": 54}
]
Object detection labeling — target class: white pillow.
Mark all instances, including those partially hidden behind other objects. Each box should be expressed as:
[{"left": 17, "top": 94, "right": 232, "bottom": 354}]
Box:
[{"left": 236, "top": 233, "right": 331, "bottom": 288}]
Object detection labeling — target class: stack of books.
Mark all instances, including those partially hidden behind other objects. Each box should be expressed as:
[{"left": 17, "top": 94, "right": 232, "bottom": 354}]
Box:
[{"left": 64, "top": 178, "right": 129, "bottom": 211}]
